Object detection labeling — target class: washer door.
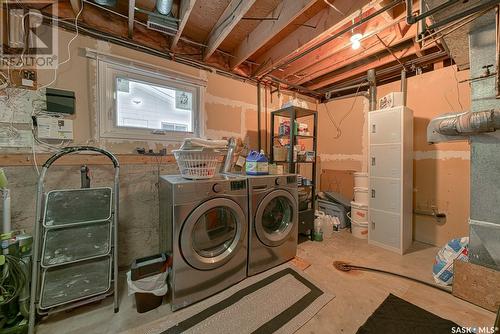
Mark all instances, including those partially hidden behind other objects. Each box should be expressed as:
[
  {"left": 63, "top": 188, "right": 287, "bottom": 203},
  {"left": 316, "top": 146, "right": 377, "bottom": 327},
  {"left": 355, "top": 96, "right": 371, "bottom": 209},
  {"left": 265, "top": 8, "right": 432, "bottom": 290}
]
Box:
[
  {"left": 255, "top": 189, "right": 297, "bottom": 247},
  {"left": 180, "top": 198, "right": 246, "bottom": 270}
]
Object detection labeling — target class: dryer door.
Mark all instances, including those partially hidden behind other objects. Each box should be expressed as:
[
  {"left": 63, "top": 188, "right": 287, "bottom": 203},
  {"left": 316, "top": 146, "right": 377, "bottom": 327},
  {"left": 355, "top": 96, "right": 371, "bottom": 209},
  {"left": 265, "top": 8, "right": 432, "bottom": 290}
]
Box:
[
  {"left": 180, "top": 198, "right": 246, "bottom": 270},
  {"left": 255, "top": 189, "right": 297, "bottom": 247}
]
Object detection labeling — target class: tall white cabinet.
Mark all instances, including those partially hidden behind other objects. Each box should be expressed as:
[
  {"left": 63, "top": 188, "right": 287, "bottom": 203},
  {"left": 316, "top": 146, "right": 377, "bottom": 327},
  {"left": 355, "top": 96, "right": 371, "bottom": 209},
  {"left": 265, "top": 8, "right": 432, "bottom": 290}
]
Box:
[{"left": 368, "top": 106, "right": 413, "bottom": 254}]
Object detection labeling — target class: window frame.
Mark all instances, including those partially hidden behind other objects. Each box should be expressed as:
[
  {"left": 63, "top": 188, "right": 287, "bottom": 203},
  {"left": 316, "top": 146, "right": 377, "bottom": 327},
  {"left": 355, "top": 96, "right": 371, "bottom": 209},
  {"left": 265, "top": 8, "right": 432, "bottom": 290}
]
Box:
[{"left": 96, "top": 55, "right": 205, "bottom": 142}]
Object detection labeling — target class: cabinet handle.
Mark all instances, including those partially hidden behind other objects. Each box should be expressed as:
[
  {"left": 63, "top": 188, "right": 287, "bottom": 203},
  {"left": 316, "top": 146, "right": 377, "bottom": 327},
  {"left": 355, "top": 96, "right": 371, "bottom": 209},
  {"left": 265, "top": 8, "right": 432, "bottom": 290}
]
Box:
[
  {"left": 371, "top": 221, "right": 375, "bottom": 229},
  {"left": 371, "top": 189, "right": 376, "bottom": 198},
  {"left": 371, "top": 157, "right": 376, "bottom": 166},
  {"left": 372, "top": 124, "right": 376, "bottom": 133}
]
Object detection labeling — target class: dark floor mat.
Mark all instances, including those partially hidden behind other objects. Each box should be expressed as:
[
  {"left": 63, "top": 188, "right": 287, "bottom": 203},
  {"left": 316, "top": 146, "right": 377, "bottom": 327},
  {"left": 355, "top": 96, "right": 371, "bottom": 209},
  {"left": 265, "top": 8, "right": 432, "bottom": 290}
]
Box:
[{"left": 356, "top": 294, "right": 459, "bottom": 334}]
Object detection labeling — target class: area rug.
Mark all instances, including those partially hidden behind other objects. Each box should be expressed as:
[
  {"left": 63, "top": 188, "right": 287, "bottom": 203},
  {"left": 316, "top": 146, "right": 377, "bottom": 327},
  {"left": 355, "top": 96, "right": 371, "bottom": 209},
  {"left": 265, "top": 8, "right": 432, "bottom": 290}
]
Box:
[
  {"left": 124, "top": 264, "right": 334, "bottom": 334},
  {"left": 356, "top": 294, "right": 460, "bottom": 334}
]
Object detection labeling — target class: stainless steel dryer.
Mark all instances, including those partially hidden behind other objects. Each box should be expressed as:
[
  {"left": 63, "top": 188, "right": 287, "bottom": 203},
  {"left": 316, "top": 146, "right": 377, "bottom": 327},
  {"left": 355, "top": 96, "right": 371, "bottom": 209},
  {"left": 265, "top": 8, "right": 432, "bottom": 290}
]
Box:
[
  {"left": 159, "top": 175, "right": 248, "bottom": 311},
  {"left": 247, "top": 174, "right": 298, "bottom": 276}
]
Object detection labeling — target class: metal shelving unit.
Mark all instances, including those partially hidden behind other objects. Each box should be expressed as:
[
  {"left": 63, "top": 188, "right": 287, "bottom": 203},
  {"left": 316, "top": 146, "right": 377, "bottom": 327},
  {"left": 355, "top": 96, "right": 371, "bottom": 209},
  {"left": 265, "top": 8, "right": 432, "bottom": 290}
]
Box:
[{"left": 270, "top": 106, "right": 317, "bottom": 236}]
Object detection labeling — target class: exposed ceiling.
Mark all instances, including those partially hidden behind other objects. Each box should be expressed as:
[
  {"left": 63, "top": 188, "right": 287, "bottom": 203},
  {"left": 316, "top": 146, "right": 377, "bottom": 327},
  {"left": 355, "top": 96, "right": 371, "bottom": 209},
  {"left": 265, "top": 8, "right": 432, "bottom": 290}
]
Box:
[{"left": 10, "top": 0, "right": 499, "bottom": 100}]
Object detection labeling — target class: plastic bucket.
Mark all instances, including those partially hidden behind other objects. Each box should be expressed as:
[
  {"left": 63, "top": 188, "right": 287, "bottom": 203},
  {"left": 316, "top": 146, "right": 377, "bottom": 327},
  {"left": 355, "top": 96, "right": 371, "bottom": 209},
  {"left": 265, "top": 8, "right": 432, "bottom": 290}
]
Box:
[
  {"left": 351, "top": 221, "right": 369, "bottom": 239},
  {"left": 353, "top": 172, "right": 368, "bottom": 188},
  {"left": 354, "top": 187, "right": 369, "bottom": 204},
  {"left": 350, "top": 201, "right": 368, "bottom": 223}
]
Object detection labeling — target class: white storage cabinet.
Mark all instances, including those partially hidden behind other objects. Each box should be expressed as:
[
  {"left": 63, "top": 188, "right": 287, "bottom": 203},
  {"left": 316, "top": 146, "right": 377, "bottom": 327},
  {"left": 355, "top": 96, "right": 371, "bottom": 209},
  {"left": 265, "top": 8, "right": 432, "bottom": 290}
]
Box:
[{"left": 368, "top": 106, "right": 413, "bottom": 254}]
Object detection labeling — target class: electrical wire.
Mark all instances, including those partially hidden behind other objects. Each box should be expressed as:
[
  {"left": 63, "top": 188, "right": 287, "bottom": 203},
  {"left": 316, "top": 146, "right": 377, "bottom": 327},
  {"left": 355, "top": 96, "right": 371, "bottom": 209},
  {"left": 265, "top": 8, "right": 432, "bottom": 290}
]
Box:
[
  {"left": 0, "top": 255, "right": 28, "bottom": 306},
  {"left": 324, "top": 83, "right": 364, "bottom": 139},
  {"left": 37, "top": 0, "right": 85, "bottom": 90},
  {"left": 452, "top": 65, "right": 464, "bottom": 111}
]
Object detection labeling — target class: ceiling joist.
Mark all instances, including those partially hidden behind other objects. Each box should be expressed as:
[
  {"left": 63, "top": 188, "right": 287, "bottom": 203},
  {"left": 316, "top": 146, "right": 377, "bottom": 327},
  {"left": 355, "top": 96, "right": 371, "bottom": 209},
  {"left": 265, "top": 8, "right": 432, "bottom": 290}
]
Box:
[
  {"left": 251, "top": 0, "right": 371, "bottom": 78},
  {"left": 203, "top": 0, "right": 257, "bottom": 61},
  {"left": 229, "top": 0, "right": 318, "bottom": 70},
  {"left": 171, "top": 0, "right": 197, "bottom": 49}
]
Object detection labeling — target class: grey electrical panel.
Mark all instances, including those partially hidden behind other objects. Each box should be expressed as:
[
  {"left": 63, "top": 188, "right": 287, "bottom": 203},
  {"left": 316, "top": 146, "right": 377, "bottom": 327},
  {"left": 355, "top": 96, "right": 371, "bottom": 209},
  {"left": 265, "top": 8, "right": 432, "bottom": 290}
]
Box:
[{"left": 46, "top": 88, "right": 75, "bottom": 114}]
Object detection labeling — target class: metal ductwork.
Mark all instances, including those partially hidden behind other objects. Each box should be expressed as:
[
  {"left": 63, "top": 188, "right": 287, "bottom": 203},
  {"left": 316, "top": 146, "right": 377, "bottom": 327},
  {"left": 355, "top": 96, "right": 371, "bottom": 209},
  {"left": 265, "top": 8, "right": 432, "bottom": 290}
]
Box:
[
  {"left": 156, "top": 0, "right": 173, "bottom": 16},
  {"left": 427, "top": 10, "right": 500, "bottom": 271},
  {"left": 142, "top": 0, "right": 178, "bottom": 34},
  {"left": 427, "top": 109, "right": 500, "bottom": 143}
]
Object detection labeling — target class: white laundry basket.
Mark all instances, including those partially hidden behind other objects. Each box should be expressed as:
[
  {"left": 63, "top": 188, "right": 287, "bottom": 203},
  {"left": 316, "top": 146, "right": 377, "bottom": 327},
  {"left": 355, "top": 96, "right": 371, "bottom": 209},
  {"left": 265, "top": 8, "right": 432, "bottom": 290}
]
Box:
[{"left": 173, "top": 148, "right": 223, "bottom": 179}]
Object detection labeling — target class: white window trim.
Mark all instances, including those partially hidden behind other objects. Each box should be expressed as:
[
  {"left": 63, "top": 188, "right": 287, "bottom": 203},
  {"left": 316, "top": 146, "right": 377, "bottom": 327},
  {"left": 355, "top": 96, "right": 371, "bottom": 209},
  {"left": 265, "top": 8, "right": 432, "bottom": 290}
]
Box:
[{"left": 88, "top": 48, "right": 206, "bottom": 142}]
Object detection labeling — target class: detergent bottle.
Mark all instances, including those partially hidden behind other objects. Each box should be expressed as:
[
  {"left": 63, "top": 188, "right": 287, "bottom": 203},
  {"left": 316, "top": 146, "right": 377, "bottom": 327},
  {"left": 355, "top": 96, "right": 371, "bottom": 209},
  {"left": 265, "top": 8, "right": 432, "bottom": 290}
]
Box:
[
  {"left": 257, "top": 149, "right": 269, "bottom": 175},
  {"left": 246, "top": 150, "right": 269, "bottom": 175},
  {"left": 245, "top": 150, "right": 258, "bottom": 175}
]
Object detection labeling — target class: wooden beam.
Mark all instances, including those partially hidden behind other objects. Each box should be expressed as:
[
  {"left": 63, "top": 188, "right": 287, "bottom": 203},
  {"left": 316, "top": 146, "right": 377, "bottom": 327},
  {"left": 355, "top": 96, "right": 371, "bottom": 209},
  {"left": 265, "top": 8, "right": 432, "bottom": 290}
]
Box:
[
  {"left": 306, "top": 41, "right": 436, "bottom": 90},
  {"left": 252, "top": 0, "right": 371, "bottom": 78},
  {"left": 374, "top": 0, "right": 395, "bottom": 22},
  {"left": 280, "top": 17, "right": 416, "bottom": 82},
  {"left": 0, "top": 153, "right": 176, "bottom": 166},
  {"left": 69, "top": 0, "right": 82, "bottom": 15},
  {"left": 203, "top": 0, "right": 256, "bottom": 61},
  {"left": 230, "top": 0, "right": 318, "bottom": 70},
  {"left": 128, "top": 0, "right": 135, "bottom": 38},
  {"left": 171, "top": 0, "right": 197, "bottom": 49},
  {"left": 277, "top": 9, "right": 418, "bottom": 85}
]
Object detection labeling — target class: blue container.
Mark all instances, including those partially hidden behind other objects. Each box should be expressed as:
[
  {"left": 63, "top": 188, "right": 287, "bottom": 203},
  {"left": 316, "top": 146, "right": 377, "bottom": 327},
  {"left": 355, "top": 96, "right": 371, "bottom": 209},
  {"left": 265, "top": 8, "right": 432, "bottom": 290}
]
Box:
[{"left": 246, "top": 150, "right": 269, "bottom": 175}]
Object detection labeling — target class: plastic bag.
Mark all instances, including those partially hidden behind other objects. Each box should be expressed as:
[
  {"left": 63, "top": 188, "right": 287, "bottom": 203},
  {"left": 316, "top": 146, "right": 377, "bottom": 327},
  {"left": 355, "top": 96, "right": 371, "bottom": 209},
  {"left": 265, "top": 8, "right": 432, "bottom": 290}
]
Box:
[
  {"left": 432, "top": 237, "right": 469, "bottom": 285},
  {"left": 126, "top": 271, "right": 168, "bottom": 296}
]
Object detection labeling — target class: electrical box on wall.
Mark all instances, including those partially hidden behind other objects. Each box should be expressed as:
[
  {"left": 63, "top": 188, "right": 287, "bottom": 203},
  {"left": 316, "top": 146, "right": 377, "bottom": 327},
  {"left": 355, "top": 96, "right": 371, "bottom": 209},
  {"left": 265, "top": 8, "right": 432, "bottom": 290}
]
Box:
[
  {"left": 36, "top": 117, "right": 74, "bottom": 140},
  {"left": 46, "top": 88, "right": 76, "bottom": 114}
]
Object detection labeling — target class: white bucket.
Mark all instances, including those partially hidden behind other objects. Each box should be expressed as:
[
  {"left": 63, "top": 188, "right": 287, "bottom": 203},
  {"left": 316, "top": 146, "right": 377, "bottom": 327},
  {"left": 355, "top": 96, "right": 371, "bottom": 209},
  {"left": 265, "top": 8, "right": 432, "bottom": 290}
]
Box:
[
  {"left": 354, "top": 187, "right": 369, "bottom": 204},
  {"left": 350, "top": 201, "right": 368, "bottom": 223},
  {"left": 351, "top": 221, "right": 369, "bottom": 239},
  {"left": 353, "top": 172, "right": 368, "bottom": 188}
]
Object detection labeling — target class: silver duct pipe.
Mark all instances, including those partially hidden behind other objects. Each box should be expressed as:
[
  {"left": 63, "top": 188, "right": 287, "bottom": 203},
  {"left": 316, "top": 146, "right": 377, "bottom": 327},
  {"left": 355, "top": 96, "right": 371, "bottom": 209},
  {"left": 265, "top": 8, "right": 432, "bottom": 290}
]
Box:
[
  {"left": 156, "top": 0, "right": 173, "bottom": 15},
  {"left": 427, "top": 109, "right": 500, "bottom": 143},
  {"left": 401, "top": 69, "right": 407, "bottom": 106},
  {"left": 367, "top": 69, "right": 377, "bottom": 111},
  {"left": 437, "top": 109, "right": 500, "bottom": 136}
]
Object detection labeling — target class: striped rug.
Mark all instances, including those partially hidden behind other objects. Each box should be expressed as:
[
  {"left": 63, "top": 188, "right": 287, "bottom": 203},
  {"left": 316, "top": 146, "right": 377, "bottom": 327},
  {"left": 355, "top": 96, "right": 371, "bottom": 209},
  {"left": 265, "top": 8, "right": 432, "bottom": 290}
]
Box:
[{"left": 124, "top": 264, "right": 334, "bottom": 334}]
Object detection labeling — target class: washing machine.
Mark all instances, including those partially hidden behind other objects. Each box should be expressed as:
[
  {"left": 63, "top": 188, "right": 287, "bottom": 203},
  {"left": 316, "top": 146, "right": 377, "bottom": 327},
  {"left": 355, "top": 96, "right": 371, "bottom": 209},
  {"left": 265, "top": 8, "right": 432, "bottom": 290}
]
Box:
[
  {"left": 247, "top": 174, "right": 298, "bottom": 276},
  {"left": 158, "top": 174, "right": 248, "bottom": 311}
]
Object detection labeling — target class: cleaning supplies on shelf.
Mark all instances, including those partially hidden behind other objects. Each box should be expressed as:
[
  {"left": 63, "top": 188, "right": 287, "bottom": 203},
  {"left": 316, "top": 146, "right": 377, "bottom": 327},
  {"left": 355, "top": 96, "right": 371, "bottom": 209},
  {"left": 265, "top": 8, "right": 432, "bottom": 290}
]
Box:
[{"left": 245, "top": 150, "right": 269, "bottom": 175}]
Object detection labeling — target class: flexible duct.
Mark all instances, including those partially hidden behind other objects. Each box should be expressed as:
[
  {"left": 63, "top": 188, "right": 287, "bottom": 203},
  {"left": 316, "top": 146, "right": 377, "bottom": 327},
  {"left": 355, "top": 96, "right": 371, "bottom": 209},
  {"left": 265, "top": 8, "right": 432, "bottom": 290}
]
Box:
[
  {"left": 437, "top": 109, "right": 500, "bottom": 136},
  {"left": 156, "top": 0, "right": 173, "bottom": 15}
]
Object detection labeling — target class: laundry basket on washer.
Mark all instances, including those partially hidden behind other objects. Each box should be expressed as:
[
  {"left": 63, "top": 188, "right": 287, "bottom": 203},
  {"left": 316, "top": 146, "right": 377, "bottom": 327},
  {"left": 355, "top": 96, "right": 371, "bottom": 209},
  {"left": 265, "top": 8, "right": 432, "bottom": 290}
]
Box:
[{"left": 173, "top": 148, "right": 224, "bottom": 179}]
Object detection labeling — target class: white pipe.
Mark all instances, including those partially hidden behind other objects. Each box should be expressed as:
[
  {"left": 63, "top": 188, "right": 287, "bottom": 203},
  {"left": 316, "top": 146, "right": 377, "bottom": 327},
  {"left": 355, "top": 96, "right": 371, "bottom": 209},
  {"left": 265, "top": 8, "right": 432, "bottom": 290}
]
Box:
[{"left": 1, "top": 189, "right": 11, "bottom": 234}]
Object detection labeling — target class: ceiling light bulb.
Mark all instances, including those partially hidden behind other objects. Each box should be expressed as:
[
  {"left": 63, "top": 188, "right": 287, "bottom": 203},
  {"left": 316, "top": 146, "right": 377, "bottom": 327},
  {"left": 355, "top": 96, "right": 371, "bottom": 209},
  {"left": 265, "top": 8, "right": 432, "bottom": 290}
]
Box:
[
  {"left": 132, "top": 98, "right": 142, "bottom": 105},
  {"left": 350, "top": 33, "right": 363, "bottom": 50}
]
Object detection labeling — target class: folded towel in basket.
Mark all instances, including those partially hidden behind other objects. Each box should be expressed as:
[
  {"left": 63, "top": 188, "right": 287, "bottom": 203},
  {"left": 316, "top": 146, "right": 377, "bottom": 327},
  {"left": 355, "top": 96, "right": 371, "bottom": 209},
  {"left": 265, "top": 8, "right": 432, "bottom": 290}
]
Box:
[{"left": 180, "top": 138, "right": 228, "bottom": 150}]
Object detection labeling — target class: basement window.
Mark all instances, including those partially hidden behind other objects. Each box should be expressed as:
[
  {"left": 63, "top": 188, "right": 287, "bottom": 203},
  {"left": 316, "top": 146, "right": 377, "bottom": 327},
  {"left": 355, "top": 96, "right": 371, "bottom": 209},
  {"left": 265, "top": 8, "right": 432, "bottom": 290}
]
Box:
[{"left": 97, "top": 57, "right": 204, "bottom": 142}]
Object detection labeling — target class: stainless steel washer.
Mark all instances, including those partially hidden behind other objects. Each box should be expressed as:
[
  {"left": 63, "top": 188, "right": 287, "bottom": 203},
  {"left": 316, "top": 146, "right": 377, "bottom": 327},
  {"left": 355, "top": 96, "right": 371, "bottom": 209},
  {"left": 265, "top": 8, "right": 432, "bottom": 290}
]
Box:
[
  {"left": 159, "top": 175, "right": 248, "bottom": 311},
  {"left": 247, "top": 174, "right": 298, "bottom": 276}
]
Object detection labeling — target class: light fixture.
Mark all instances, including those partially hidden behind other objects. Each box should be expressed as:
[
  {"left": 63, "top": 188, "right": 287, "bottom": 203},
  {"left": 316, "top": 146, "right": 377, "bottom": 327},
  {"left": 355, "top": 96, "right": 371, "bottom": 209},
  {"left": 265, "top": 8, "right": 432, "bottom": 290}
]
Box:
[
  {"left": 132, "top": 97, "right": 142, "bottom": 105},
  {"left": 350, "top": 33, "right": 363, "bottom": 50}
]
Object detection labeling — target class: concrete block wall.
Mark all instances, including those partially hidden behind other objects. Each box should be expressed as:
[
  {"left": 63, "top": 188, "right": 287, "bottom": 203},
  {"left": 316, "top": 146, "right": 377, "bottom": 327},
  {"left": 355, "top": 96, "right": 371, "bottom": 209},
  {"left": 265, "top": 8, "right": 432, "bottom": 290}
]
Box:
[{"left": 3, "top": 162, "right": 178, "bottom": 267}]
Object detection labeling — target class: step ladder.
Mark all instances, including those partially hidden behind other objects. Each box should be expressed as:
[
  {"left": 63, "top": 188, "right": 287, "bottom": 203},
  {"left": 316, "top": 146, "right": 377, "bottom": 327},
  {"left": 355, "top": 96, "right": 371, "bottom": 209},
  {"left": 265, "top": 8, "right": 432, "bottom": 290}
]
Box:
[{"left": 28, "top": 146, "right": 120, "bottom": 334}]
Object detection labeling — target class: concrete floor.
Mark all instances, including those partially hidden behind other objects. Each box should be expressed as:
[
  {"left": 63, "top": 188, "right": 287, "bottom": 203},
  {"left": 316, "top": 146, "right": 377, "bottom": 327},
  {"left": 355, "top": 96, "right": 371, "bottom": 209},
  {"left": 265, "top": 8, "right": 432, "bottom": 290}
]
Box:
[{"left": 37, "top": 231, "right": 495, "bottom": 334}]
